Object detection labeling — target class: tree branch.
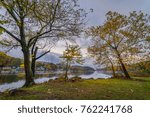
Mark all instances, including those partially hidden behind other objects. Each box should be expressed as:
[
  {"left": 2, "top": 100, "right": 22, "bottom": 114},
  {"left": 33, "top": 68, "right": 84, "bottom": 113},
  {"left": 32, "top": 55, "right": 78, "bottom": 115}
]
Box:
[
  {"left": 0, "top": 25, "right": 21, "bottom": 43},
  {"left": 35, "top": 50, "right": 50, "bottom": 60},
  {"left": 1, "top": 1, "right": 19, "bottom": 23},
  {"left": 28, "top": 0, "right": 61, "bottom": 47}
]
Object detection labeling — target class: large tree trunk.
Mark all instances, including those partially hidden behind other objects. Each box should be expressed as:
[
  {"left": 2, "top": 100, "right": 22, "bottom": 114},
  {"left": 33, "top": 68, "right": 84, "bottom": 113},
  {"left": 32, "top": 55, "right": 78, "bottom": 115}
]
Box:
[
  {"left": 23, "top": 49, "right": 35, "bottom": 87},
  {"left": 31, "top": 46, "right": 50, "bottom": 77},
  {"left": 116, "top": 50, "right": 131, "bottom": 79},
  {"left": 31, "top": 59, "right": 36, "bottom": 77},
  {"left": 31, "top": 46, "right": 38, "bottom": 77},
  {"left": 19, "top": 15, "right": 35, "bottom": 86},
  {"left": 119, "top": 59, "right": 131, "bottom": 79}
]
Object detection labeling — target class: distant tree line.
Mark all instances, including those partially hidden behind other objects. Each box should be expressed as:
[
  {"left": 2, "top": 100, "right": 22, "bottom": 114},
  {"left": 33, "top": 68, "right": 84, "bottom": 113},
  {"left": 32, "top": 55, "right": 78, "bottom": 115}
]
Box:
[
  {"left": 0, "top": 51, "right": 22, "bottom": 73},
  {"left": 0, "top": 51, "right": 94, "bottom": 76}
]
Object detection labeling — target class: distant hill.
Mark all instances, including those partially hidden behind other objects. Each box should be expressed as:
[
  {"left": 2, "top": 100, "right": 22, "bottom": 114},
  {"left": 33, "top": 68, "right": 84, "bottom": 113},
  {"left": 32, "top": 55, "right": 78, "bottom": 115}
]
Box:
[
  {"left": 37, "top": 51, "right": 62, "bottom": 64},
  {"left": 70, "top": 66, "right": 95, "bottom": 74},
  {"left": 4, "top": 49, "right": 96, "bottom": 68}
]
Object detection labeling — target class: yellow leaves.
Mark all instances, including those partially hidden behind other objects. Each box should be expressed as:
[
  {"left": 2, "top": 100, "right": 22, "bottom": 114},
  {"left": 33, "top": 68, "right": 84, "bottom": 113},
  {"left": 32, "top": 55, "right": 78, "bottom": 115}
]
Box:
[
  {"left": 16, "top": 22, "right": 22, "bottom": 27},
  {"left": 61, "top": 44, "right": 84, "bottom": 64},
  {"left": 20, "top": 64, "right": 24, "bottom": 68},
  {"left": 0, "top": 51, "right": 12, "bottom": 65},
  {"left": 87, "top": 11, "right": 150, "bottom": 71},
  {"left": 0, "top": 28, "right": 4, "bottom": 34},
  {"left": 146, "top": 36, "right": 150, "bottom": 42},
  {"left": 0, "top": 20, "right": 9, "bottom": 25},
  {"left": 0, "top": 20, "right": 9, "bottom": 34},
  {"left": 57, "top": 32, "right": 66, "bottom": 38}
]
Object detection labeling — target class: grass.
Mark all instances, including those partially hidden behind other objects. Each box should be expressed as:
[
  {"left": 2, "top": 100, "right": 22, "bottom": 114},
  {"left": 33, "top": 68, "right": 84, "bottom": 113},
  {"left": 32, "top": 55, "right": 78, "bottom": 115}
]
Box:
[{"left": 0, "top": 77, "right": 150, "bottom": 100}]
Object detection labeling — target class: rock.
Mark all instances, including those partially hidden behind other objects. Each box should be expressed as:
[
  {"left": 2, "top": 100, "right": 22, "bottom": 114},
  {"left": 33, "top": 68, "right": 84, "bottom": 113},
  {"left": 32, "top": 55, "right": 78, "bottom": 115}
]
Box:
[
  {"left": 55, "top": 77, "right": 66, "bottom": 82},
  {"left": 9, "top": 89, "right": 24, "bottom": 96},
  {"left": 69, "top": 77, "right": 82, "bottom": 82}
]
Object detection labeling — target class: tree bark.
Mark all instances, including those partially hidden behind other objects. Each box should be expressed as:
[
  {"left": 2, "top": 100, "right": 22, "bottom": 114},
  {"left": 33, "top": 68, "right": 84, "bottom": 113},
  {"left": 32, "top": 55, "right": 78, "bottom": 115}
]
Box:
[
  {"left": 107, "top": 57, "right": 116, "bottom": 78},
  {"left": 111, "top": 63, "right": 116, "bottom": 78},
  {"left": 23, "top": 49, "right": 35, "bottom": 87},
  {"left": 119, "top": 59, "right": 131, "bottom": 79},
  {"left": 31, "top": 46, "right": 38, "bottom": 77},
  {"left": 31, "top": 59, "right": 36, "bottom": 77},
  {"left": 31, "top": 46, "right": 50, "bottom": 77},
  {"left": 115, "top": 50, "right": 131, "bottom": 79},
  {"left": 64, "top": 60, "right": 69, "bottom": 81}
]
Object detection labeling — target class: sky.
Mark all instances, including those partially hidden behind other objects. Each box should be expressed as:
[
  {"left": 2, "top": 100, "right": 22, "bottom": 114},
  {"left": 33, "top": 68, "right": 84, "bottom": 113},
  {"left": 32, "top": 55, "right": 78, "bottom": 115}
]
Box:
[
  {"left": 1, "top": 0, "right": 150, "bottom": 57},
  {"left": 51, "top": 0, "right": 150, "bottom": 56},
  {"left": 78, "top": 0, "right": 150, "bottom": 26}
]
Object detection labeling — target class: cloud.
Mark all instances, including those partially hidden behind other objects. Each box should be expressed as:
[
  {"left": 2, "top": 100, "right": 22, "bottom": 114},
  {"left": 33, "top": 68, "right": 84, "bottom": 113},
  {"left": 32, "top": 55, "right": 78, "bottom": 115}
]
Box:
[
  {"left": 51, "top": 0, "right": 150, "bottom": 56},
  {"left": 1, "top": 0, "right": 150, "bottom": 56},
  {"left": 79, "top": 0, "right": 150, "bottom": 26},
  {"left": 51, "top": 37, "right": 91, "bottom": 56}
]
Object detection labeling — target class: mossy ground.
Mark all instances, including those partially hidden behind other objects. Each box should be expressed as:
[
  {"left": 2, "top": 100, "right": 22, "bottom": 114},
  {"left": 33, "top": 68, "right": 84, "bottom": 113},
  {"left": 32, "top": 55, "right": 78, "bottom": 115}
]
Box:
[{"left": 0, "top": 77, "right": 150, "bottom": 100}]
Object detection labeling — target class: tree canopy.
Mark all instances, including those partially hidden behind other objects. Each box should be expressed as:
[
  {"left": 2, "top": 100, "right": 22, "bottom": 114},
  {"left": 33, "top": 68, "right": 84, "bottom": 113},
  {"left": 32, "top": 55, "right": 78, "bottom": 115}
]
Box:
[
  {"left": 0, "top": 0, "right": 87, "bottom": 86},
  {"left": 87, "top": 11, "right": 150, "bottom": 79},
  {"left": 61, "top": 44, "right": 84, "bottom": 80}
]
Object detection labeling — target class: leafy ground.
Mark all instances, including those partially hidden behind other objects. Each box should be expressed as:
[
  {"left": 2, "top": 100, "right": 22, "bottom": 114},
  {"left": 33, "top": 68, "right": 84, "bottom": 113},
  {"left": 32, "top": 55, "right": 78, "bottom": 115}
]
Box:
[{"left": 0, "top": 77, "right": 150, "bottom": 100}]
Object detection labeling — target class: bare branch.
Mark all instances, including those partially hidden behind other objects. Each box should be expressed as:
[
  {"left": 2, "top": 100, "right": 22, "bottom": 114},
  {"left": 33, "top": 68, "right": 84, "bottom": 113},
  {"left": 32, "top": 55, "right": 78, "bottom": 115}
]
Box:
[{"left": 0, "top": 25, "right": 21, "bottom": 43}]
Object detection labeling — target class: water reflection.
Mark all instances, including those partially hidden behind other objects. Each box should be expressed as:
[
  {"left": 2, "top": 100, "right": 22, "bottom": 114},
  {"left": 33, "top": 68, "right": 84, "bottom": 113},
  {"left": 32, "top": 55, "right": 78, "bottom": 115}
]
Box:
[
  {"left": 80, "top": 71, "right": 111, "bottom": 79},
  {"left": 0, "top": 77, "right": 56, "bottom": 92},
  {"left": 0, "top": 71, "right": 111, "bottom": 92},
  {"left": 0, "top": 75, "right": 19, "bottom": 84}
]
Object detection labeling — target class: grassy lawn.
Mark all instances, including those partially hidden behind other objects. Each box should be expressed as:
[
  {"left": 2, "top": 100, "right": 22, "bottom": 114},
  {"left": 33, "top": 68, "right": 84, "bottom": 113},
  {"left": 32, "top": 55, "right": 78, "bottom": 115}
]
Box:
[{"left": 0, "top": 77, "right": 150, "bottom": 100}]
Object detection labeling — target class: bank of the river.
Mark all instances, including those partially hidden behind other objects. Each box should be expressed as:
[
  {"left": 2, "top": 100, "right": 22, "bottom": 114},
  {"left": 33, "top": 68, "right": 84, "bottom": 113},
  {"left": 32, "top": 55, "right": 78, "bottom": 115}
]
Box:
[
  {"left": 0, "top": 71, "right": 111, "bottom": 92},
  {"left": 0, "top": 77, "right": 150, "bottom": 100}
]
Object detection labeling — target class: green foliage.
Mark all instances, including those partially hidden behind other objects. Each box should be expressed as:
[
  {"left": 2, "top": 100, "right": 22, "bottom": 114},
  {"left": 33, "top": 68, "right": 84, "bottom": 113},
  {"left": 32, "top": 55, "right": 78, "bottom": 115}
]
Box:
[
  {"left": 0, "top": 28, "right": 4, "bottom": 34},
  {"left": 0, "top": 20, "right": 8, "bottom": 34},
  {"left": 36, "top": 62, "right": 57, "bottom": 71},
  {"left": 0, "top": 51, "right": 12, "bottom": 67},
  {"left": 60, "top": 44, "right": 84, "bottom": 79},
  {"left": 10, "top": 58, "right": 22, "bottom": 67},
  {"left": 127, "top": 60, "right": 150, "bottom": 76},
  {"left": 61, "top": 44, "right": 84, "bottom": 65},
  {"left": 0, "top": 51, "right": 22, "bottom": 69},
  {"left": 0, "top": 0, "right": 86, "bottom": 86},
  {"left": 146, "top": 36, "right": 150, "bottom": 42}
]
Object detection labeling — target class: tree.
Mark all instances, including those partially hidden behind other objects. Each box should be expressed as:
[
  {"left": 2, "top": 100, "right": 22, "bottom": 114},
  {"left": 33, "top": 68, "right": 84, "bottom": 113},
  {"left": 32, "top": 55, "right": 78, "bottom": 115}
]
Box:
[
  {"left": 0, "top": 0, "right": 55, "bottom": 86},
  {"left": 9, "top": 58, "right": 22, "bottom": 68},
  {"left": 87, "top": 11, "right": 150, "bottom": 79},
  {"left": 61, "top": 44, "right": 84, "bottom": 81},
  {"left": 0, "top": 0, "right": 86, "bottom": 86},
  {"left": 0, "top": 51, "right": 12, "bottom": 73},
  {"left": 30, "top": 0, "right": 86, "bottom": 77},
  {"left": 137, "top": 61, "right": 150, "bottom": 74},
  {"left": 88, "top": 42, "right": 117, "bottom": 78}
]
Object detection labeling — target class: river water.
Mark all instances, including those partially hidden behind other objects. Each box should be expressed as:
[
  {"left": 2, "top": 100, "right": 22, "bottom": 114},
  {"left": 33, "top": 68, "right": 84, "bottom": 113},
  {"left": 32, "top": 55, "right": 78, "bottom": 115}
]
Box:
[{"left": 0, "top": 71, "right": 111, "bottom": 92}]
